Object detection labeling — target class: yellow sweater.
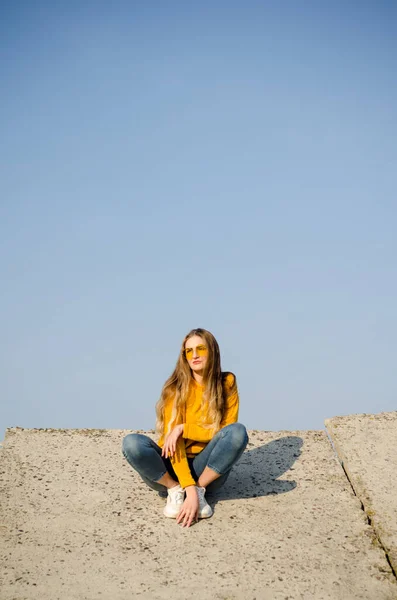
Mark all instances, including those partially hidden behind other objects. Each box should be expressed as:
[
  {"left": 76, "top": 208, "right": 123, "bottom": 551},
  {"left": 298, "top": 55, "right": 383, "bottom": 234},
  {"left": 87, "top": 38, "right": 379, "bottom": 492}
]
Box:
[{"left": 158, "top": 372, "right": 239, "bottom": 488}]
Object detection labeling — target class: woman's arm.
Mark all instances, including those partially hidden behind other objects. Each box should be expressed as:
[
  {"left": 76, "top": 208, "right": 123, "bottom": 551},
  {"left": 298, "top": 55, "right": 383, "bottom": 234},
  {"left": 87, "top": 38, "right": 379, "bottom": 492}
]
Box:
[
  {"left": 168, "top": 438, "right": 197, "bottom": 488},
  {"left": 159, "top": 395, "right": 196, "bottom": 489}
]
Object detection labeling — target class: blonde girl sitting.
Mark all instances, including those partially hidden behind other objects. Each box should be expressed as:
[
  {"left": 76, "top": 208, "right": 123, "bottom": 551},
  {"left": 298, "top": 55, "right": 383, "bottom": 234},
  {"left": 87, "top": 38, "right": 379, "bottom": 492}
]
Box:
[{"left": 122, "top": 328, "right": 249, "bottom": 528}]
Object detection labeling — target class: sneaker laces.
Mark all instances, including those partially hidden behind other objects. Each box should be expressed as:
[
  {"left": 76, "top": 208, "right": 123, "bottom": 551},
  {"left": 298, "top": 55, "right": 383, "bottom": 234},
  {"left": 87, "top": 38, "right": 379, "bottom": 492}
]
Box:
[
  {"left": 196, "top": 486, "right": 207, "bottom": 506},
  {"left": 169, "top": 486, "right": 185, "bottom": 504}
]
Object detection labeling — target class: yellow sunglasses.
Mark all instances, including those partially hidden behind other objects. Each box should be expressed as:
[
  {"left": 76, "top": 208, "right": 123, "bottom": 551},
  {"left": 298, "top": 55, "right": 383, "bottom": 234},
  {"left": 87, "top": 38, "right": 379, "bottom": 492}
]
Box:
[{"left": 184, "top": 344, "right": 208, "bottom": 360}]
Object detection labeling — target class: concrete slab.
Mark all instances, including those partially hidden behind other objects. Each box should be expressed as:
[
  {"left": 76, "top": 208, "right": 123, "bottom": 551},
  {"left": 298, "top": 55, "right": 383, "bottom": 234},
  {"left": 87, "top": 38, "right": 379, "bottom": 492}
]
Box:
[
  {"left": 325, "top": 411, "right": 397, "bottom": 575},
  {"left": 0, "top": 427, "right": 396, "bottom": 600}
]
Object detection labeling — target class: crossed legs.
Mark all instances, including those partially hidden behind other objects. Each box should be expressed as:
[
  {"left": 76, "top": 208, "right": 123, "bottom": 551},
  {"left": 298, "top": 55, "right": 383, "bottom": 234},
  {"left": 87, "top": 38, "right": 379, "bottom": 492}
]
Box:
[{"left": 122, "top": 422, "right": 249, "bottom": 494}]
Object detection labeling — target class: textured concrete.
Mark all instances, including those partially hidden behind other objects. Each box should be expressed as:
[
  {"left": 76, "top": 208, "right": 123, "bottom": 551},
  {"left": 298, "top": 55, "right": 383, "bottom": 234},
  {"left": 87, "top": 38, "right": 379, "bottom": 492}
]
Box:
[
  {"left": 0, "top": 427, "right": 396, "bottom": 600},
  {"left": 326, "top": 411, "right": 397, "bottom": 575}
]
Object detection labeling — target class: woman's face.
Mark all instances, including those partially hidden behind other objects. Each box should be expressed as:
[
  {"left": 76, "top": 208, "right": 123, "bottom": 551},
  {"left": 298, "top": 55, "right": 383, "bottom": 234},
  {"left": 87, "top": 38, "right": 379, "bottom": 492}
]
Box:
[{"left": 184, "top": 335, "right": 209, "bottom": 374}]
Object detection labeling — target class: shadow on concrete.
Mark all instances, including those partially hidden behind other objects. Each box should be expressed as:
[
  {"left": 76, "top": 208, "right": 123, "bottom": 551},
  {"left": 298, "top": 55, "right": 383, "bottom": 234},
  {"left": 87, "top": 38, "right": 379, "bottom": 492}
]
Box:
[{"left": 207, "top": 435, "right": 304, "bottom": 503}]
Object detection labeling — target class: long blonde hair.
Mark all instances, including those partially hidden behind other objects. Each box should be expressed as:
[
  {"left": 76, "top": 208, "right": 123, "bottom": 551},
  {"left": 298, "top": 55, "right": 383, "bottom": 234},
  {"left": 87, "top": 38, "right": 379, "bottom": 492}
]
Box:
[{"left": 155, "top": 328, "right": 234, "bottom": 437}]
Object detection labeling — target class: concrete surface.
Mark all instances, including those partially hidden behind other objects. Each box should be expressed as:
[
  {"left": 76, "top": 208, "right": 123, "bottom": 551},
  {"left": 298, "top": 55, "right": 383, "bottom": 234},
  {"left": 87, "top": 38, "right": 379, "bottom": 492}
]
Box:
[
  {"left": 0, "top": 427, "right": 396, "bottom": 600},
  {"left": 326, "top": 411, "right": 397, "bottom": 575}
]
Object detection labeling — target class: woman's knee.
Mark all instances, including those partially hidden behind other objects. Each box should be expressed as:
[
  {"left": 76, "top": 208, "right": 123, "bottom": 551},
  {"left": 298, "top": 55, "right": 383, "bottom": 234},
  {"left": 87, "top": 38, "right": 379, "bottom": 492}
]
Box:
[
  {"left": 224, "top": 422, "right": 249, "bottom": 448},
  {"left": 122, "top": 433, "right": 148, "bottom": 460}
]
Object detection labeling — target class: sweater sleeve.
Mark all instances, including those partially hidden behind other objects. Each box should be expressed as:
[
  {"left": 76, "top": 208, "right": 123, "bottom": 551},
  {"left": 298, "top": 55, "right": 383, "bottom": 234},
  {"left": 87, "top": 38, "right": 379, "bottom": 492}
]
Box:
[
  {"left": 220, "top": 376, "right": 239, "bottom": 428},
  {"left": 169, "top": 439, "right": 197, "bottom": 489},
  {"left": 182, "top": 373, "right": 239, "bottom": 441},
  {"left": 159, "top": 394, "right": 196, "bottom": 489}
]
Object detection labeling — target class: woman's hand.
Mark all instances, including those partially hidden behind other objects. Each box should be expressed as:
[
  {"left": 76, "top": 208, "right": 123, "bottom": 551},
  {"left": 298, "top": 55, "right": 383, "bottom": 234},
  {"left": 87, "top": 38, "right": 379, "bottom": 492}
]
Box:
[
  {"left": 161, "top": 424, "right": 184, "bottom": 458},
  {"left": 176, "top": 486, "right": 199, "bottom": 527}
]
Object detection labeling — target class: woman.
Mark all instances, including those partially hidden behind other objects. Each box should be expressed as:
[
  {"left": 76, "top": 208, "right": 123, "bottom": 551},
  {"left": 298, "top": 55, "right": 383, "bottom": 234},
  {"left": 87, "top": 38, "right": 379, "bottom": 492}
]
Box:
[{"left": 122, "top": 328, "right": 249, "bottom": 528}]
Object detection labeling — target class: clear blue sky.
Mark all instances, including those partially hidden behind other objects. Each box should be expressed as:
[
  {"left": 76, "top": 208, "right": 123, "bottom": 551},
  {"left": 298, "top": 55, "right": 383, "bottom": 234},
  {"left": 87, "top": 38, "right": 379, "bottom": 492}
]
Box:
[{"left": 1, "top": 0, "right": 396, "bottom": 439}]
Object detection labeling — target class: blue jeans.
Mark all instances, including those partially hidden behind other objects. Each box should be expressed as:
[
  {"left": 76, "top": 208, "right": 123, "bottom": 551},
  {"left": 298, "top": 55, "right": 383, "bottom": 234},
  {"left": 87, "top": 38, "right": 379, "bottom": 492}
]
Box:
[{"left": 122, "top": 422, "right": 249, "bottom": 495}]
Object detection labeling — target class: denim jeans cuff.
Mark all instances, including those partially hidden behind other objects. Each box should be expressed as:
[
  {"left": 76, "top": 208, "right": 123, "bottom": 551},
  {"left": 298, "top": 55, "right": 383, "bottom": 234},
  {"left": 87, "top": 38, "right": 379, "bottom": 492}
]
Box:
[
  {"left": 207, "top": 463, "right": 223, "bottom": 475},
  {"left": 153, "top": 470, "right": 168, "bottom": 483}
]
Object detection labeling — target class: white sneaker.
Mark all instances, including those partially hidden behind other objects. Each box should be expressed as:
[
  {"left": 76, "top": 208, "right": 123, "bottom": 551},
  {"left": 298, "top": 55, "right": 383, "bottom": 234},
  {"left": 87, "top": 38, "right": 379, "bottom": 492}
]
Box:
[
  {"left": 196, "top": 486, "right": 213, "bottom": 518},
  {"left": 163, "top": 484, "right": 185, "bottom": 518}
]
